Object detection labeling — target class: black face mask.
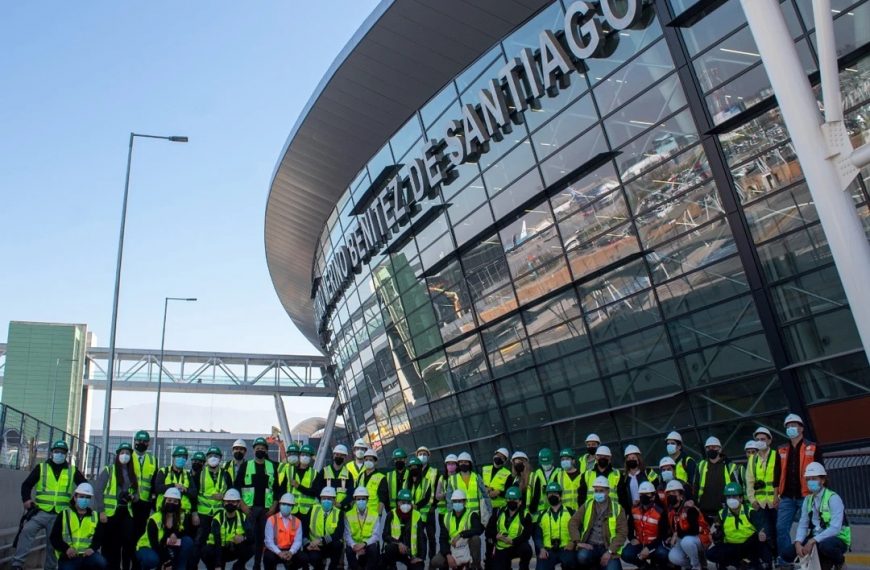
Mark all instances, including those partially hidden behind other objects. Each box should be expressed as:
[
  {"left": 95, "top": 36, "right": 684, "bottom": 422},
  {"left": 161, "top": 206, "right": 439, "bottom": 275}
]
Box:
[
  {"left": 233, "top": 451, "right": 245, "bottom": 461},
  {"left": 640, "top": 494, "right": 654, "bottom": 506},
  {"left": 395, "top": 461, "right": 405, "bottom": 470},
  {"left": 164, "top": 503, "right": 180, "bottom": 513},
  {"left": 192, "top": 463, "right": 203, "bottom": 473},
  {"left": 458, "top": 463, "right": 472, "bottom": 473},
  {"left": 224, "top": 503, "right": 238, "bottom": 513},
  {"left": 410, "top": 467, "right": 421, "bottom": 477},
  {"left": 586, "top": 446, "right": 598, "bottom": 456},
  {"left": 666, "top": 495, "right": 679, "bottom": 507},
  {"left": 333, "top": 456, "right": 344, "bottom": 466},
  {"left": 625, "top": 460, "right": 639, "bottom": 470},
  {"left": 513, "top": 462, "right": 525, "bottom": 473},
  {"left": 135, "top": 442, "right": 148, "bottom": 453},
  {"left": 493, "top": 456, "right": 504, "bottom": 467},
  {"left": 597, "top": 458, "right": 609, "bottom": 469},
  {"left": 255, "top": 450, "right": 267, "bottom": 460},
  {"left": 706, "top": 449, "right": 719, "bottom": 460},
  {"left": 547, "top": 495, "right": 561, "bottom": 506},
  {"left": 507, "top": 501, "right": 519, "bottom": 511}
]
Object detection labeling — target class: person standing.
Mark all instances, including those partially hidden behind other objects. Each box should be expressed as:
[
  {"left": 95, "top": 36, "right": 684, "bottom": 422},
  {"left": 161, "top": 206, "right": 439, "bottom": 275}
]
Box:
[
  {"left": 193, "top": 446, "right": 233, "bottom": 569},
  {"left": 153, "top": 446, "right": 198, "bottom": 532},
  {"left": 286, "top": 444, "right": 319, "bottom": 532},
  {"left": 415, "top": 445, "right": 439, "bottom": 564},
  {"left": 656, "top": 457, "right": 694, "bottom": 505},
  {"left": 347, "top": 439, "right": 368, "bottom": 481},
  {"left": 695, "top": 437, "right": 736, "bottom": 523},
  {"left": 135, "top": 488, "right": 194, "bottom": 570},
  {"left": 508, "top": 451, "right": 542, "bottom": 523},
  {"left": 200, "top": 489, "right": 253, "bottom": 570},
  {"left": 344, "top": 487, "right": 382, "bottom": 570},
  {"left": 707, "top": 483, "right": 768, "bottom": 569},
  {"left": 580, "top": 435, "right": 601, "bottom": 475},
  {"left": 665, "top": 432, "right": 698, "bottom": 489},
  {"left": 534, "top": 482, "right": 576, "bottom": 570},
  {"left": 554, "top": 449, "right": 584, "bottom": 512},
  {"left": 747, "top": 426, "right": 780, "bottom": 562},
  {"left": 483, "top": 448, "right": 511, "bottom": 513},
  {"left": 94, "top": 442, "right": 138, "bottom": 570},
  {"left": 263, "top": 493, "right": 306, "bottom": 570},
  {"left": 387, "top": 448, "right": 410, "bottom": 511},
  {"left": 436, "top": 454, "right": 458, "bottom": 552},
  {"left": 619, "top": 445, "right": 657, "bottom": 515},
  {"left": 449, "top": 452, "right": 490, "bottom": 521},
  {"left": 317, "top": 444, "right": 354, "bottom": 512},
  {"left": 665, "top": 481, "right": 711, "bottom": 570},
  {"left": 223, "top": 440, "right": 247, "bottom": 482},
  {"left": 568, "top": 476, "right": 627, "bottom": 570},
  {"left": 131, "top": 431, "right": 158, "bottom": 543},
  {"left": 50, "top": 483, "right": 107, "bottom": 570},
  {"left": 12, "top": 440, "right": 87, "bottom": 570},
  {"left": 305, "top": 487, "right": 344, "bottom": 570},
  {"left": 234, "top": 436, "right": 280, "bottom": 570},
  {"left": 355, "top": 448, "right": 388, "bottom": 517},
  {"left": 383, "top": 488, "right": 426, "bottom": 570},
  {"left": 578, "top": 447, "right": 627, "bottom": 509},
  {"left": 486, "top": 486, "right": 533, "bottom": 570},
  {"left": 537, "top": 448, "right": 557, "bottom": 482},
  {"left": 776, "top": 413, "right": 821, "bottom": 558}
]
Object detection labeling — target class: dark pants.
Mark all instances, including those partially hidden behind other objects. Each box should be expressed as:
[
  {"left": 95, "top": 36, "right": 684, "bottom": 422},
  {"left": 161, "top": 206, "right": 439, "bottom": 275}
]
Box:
[
  {"left": 755, "top": 506, "right": 778, "bottom": 559},
  {"left": 103, "top": 508, "right": 135, "bottom": 570},
  {"left": 263, "top": 549, "right": 308, "bottom": 570},
  {"left": 249, "top": 506, "right": 268, "bottom": 569},
  {"left": 493, "top": 542, "right": 533, "bottom": 570},
  {"left": 707, "top": 535, "right": 767, "bottom": 568},
  {"left": 345, "top": 543, "right": 380, "bottom": 570},
  {"left": 622, "top": 542, "right": 670, "bottom": 568},
  {"left": 577, "top": 545, "right": 623, "bottom": 570},
  {"left": 131, "top": 501, "right": 152, "bottom": 570},
  {"left": 59, "top": 553, "right": 109, "bottom": 570},
  {"left": 781, "top": 537, "right": 848, "bottom": 567},
  {"left": 538, "top": 548, "right": 578, "bottom": 570},
  {"left": 305, "top": 539, "right": 344, "bottom": 570},
  {"left": 200, "top": 542, "right": 254, "bottom": 570},
  {"left": 189, "top": 513, "right": 215, "bottom": 570},
  {"left": 136, "top": 536, "right": 194, "bottom": 570},
  {"left": 383, "top": 542, "right": 425, "bottom": 569}
]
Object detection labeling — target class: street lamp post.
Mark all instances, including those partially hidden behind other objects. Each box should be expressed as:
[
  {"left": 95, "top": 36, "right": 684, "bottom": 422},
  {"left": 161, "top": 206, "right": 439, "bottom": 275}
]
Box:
[
  {"left": 101, "top": 132, "right": 188, "bottom": 466},
  {"left": 153, "top": 296, "right": 196, "bottom": 453}
]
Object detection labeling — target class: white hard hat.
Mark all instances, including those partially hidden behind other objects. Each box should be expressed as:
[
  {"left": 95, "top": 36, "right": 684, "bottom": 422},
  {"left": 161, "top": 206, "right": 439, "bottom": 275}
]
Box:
[
  {"left": 445, "top": 454, "right": 458, "bottom": 463},
  {"left": 666, "top": 431, "right": 682, "bottom": 443},
  {"left": 164, "top": 487, "right": 182, "bottom": 500},
  {"left": 754, "top": 427, "right": 772, "bottom": 438},
  {"left": 353, "top": 438, "right": 367, "bottom": 448},
  {"left": 457, "top": 452, "right": 472, "bottom": 462},
  {"left": 495, "top": 448, "right": 510, "bottom": 459},
  {"left": 224, "top": 489, "right": 241, "bottom": 501},
  {"left": 353, "top": 487, "right": 370, "bottom": 498},
  {"left": 705, "top": 437, "right": 722, "bottom": 448},
  {"left": 511, "top": 451, "right": 529, "bottom": 461},
  {"left": 585, "top": 433, "right": 601, "bottom": 444},
  {"left": 745, "top": 440, "right": 761, "bottom": 451},
  {"left": 639, "top": 481, "right": 656, "bottom": 494},
  {"left": 659, "top": 456, "right": 676, "bottom": 468},
  {"left": 74, "top": 482, "right": 94, "bottom": 497},
  {"left": 804, "top": 462, "right": 827, "bottom": 477},
  {"left": 320, "top": 486, "right": 337, "bottom": 498},
  {"left": 333, "top": 444, "right": 349, "bottom": 455},
  {"left": 279, "top": 493, "right": 296, "bottom": 505},
  {"left": 784, "top": 413, "right": 804, "bottom": 426},
  {"left": 666, "top": 480, "right": 685, "bottom": 492},
  {"left": 624, "top": 444, "right": 641, "bottom": 457},
  {"left": 364, "top": 448, "right": 378, "bottom": 460},
  {"left": 592, "top": 476, "right": 611, "bottom": 489},
  {"left": 450, "top": 490, "right": 467, "bottom": 501},
  {"left": 596, "top": 445, "right": 612, "bottom": 457},
  {"left": 232, "top": 439, "right": 247, "bottom": 449},
  {"left": 416, "top": 446, "right": 430, "bottom": 454}
]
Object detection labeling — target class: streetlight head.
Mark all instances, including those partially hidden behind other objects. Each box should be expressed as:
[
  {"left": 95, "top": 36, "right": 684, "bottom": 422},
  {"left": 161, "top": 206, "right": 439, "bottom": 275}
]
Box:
[{"left": 168, "top": 136, "right": 189, "bottom": 143}]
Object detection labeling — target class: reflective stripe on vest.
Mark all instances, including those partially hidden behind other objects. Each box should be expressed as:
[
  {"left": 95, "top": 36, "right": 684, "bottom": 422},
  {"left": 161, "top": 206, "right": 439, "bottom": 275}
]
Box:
[
  {"left": 446, "top": 509, "right": 472, "bottom": 541},
  {"left": 805, "top": 488, "right": 851, "bottom": 547},
  {"left": 347, "top": 461, "right": 363, "bottom": 481},
  {"left": 206, "top": 511, "right": 247, "bottom": 546},
  {"left": 309, "top": 504, "right": 341, "bottom": 541},
  {"left": 631, "top": 505, "right": 664, "bottom": 546},
  {"left": 241, "top": 461, "right": 275, "bottom": 507},
  {"left": 559, "top": 470, "right": 582, "bottom": 512},
  {"left": 777, "top": 442, "right": 817, "bottom": 497},
  {"left": 198, "top": 469, "right": 229, "bottom": 515},
  {"left": 582, "top": 470, "right": 621, "bottom": 501},
  {"left": 411, "top": 478, "right": 431, "bottom": 521},
  {"left": 581, "top": 499, "right": 623, "bottom": 555},
  {"left": 270, "top": 513, "right": 301, "bottom": 550},
  {"left": 482, "top": 465, "right": 510, "bottom": 508},
  {"left": 358, "top": 471, "right": 385, "bottom": 515},
  {"left": 750, "top": 453, "right": 776, "bottom": 500},
  {"left": 697, "top": 461, "right": 734, "bottom": 501},
  {"left": 388, "top": 470, "right": 408, "bottom": 510},
  {"left": 719, "top": 505, "right": 756, "bottom": 544},
  {"left": 541, "top": 508, "right": 572, "bottom": 549},
  {"left": 322, "top": 464, "right": 352, "bottom": 504},
  {"left": 101, "top": 465, "right": 132, "bottom": 517},
  {"left": 57, "top": 509, "right": 98, "bottom": 556},
  {"left": 137, "top": 512, "right": 185, "bottom": 550},
  {"left": 495, "top": 510, "right": 524, "bottom": 550},
  {"left": 292, "top": 468, "right": 317, "bottom": 514},
  {"left": 346, "top": 509, "right": 377, "bottom": 543},
  {"left": 390, "top": 509, "right": 421, "bottom": 557},
  {"left": 675, "top": 456, "right": 693, "bottom": 485},
  {"left": 35, "top": 463, "right": 74, "bottom": 513},
  {"left": 132, "top": 453, "right": 157, "bottom": 501},
  {"left": 157, "top": 469, "right": 192, "bottom": 512},
  {"left": 449, "top": 473, "right": 481, "bottom": 514}
]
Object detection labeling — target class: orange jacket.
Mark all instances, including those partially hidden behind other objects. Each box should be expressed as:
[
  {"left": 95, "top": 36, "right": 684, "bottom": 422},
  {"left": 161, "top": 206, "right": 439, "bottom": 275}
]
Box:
[{"left": 776, "top": 440, "right": 817, "bottom": 497}]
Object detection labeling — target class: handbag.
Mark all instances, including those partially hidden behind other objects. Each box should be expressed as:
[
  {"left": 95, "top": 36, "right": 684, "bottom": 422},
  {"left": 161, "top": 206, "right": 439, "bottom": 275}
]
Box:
[
  {"left": 451, "top": 538, "right": 473, "bottom": 565},
  {"left": 795, "top": 544, "right": 822, "bottom": 570}
]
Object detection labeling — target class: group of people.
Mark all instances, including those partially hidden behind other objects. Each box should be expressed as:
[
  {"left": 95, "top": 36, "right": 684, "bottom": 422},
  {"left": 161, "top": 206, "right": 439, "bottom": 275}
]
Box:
[{"left": 11, "top": 412, "right": 850, "bottom": 570}]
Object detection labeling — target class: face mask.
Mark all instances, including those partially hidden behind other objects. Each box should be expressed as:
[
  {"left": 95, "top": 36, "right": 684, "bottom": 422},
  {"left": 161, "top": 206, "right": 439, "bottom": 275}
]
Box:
[
  {"left": 280, "top": 505, "right": 293, "bottom": 517},
  {"left": 706, "top": 449, "right": 720, "bottom": 460},
  {"left": 174, "top": 457, "right": 186, "bottom": 469},
  {"left": 192, "top": 462, "right": 204, "bottom": 472},
  {"left": 666, "top": 444, "right": 678, "bottom": 455},
  {"left": 76, "top": 497, "right": 91, "bottom": 510},
  {"left": 541, "top": 459, "right": 553, "bottom": 468},
  {"left": 394, "top": 460, "right": 405, "bottom": 470},
  {"left": 288, "top": 455, "right": 299, "bottom": 465},
  {"left": 727, "top": 498, "right": 741, "bottom": 510},
  {"left": 300, "top": 455, "right": 312, "bottom": 467},
  {"left": 118, "top": 453, "right": 131, "bottom": 465},
  {"left": 548, "top": 495, "right": 561, "bottom": 506},
  {"left": 597, "top": 458, "right": 609, "bottom": 469},
  {"left": 492, "top": 456, "right": 504, "bottom": 467},
  {"left": 255, "top": 450, "right": 267, "bottom": 460},
  {"left": 224, "top": 503, "right": 238, "bottom": 513},
  {"left": 356, "top": 499, "right": 368, "bottom": 512},
  {"left": 207, "top": 456, "right": 220, "bottom": 468},
  {"left": 164, "top": 502, "right": 180, "bottom": 513},
  {"left": 513, "top": 462, "right": 525, "bottom": 473},
  {"left": 586, "top": 446, "right": 598, "bottom": 456},
  {"left": 333, "top": 456, "right": 344, "bottom": 466},
  {"left": 452, "top": 502, "right": 465, "bottom": 513},
  {"left": 321, "top": 499, "right": 334, "bottom": 512},
  {"left": 399, "top": 503, "right": 412, "bottom": 514},
  {"left": 807, "top": 480, "right": 821, "bottom": 494},
  {"left": 410, "top": 467, "right": 421, "bottom": 477},
  {"left": 593, "top": 492, "right": 607, "bottom": 503},
  {"left": 560, "top": 459, "right": 572, "bottom": 470},
  {"left": 661, "top": 470, "right": 674, "bottom": 482},
  {"left": 446, "top": 464, "right": 457, "bottom": 474},
  {"left": 418, "top": 454, "right": 429, "bottom": 464},
  {"left": 233, "top": 451, "right": 245, "bottom": 461},
  {"left": 458, "top": 463, "right": 471, "bottom": 473},
  {"left": 507, "top": 501, "right": 519, "bottom": 511},
  {"left": 135, "top": 443, "right": 148, "bottom": 453},
  {"left": 52, "top": 452, "right": 66, "bottom": 465},
  {"left": 364, "top": 460, "right": 375, "bottom": 471},
  {"left": 640, "top": 494, "right": 654, "bottom": 506},
  {"left": 354, "top": 449, "right": 366, "bottom": 459},
  {"left": 666, "top": 495, "right": 679, "bottom": 507},
  {"left": 755, "top": 441, "right": 768, "bottom": 451},
  {"left": 786, "top": 426, "right": 800, "bottom": 439},
  {"left": 625, "top": 460, "right": 639, "bottom": 470}
]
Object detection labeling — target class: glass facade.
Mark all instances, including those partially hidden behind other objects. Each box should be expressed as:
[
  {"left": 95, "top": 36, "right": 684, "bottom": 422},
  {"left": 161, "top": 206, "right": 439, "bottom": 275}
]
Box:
[{"left": 306, "top": 0, "right": 870, "bottom": 461}]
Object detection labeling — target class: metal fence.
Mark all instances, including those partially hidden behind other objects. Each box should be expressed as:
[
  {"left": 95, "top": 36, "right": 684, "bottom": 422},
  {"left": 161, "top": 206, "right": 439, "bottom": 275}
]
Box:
[
  {"left": 826, "top": 448, "right": 870, "bottom": 524},
  {"left": 0, "top": 403, "right": 102, "bottom": 478}
]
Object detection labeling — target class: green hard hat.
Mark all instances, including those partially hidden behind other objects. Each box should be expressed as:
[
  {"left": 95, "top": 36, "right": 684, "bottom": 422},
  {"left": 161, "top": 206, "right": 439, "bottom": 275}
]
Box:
[
  {"left": 300, "top": 444, "right": 315, "bottom": 455},
  {"left": 192, "top": 451, "right": 206, "bottom": 462},
  {"left": 506, "top": 486, "right": 522, "bottom": 501},
  {"left": 392, "top": 448, "right": 408, "bottom": 460},
  {"left": 408, "top": 456, "right": 422, "bottom": 467},
  {"left": 546, "top": 482, "right": 563, "bottom": 494},
  {"left": 172, "top": 446, "right": 189, "bottom": 457},
  {"left": 116, "top": 442, "right": 133, "bottom": 453},
  {"left": 134, "top": 430, "right": 150, "bottom": 442},
  {"left": 253, "top": 437, "right": 268, "bottom": 448},
  {"left": 559, "top": 448, "right": 574, "bottom": 459},
  {"left": 52, "top": 440, "right": 69, "bottom": 452},
  {"left": 397, "top": 489, "right": 413, "bottom": 502},
  {"left": 538, "top": 448, "right": 554, "bottom": 462},
  {"left": 206, "top": 446, "right": 222, "bottom": 457},
  {"left": 286, "top": 443, "right": 300, "bottom": 454},
  {"left": 724, "top": 482, "right": 744, "bottom": 497}
]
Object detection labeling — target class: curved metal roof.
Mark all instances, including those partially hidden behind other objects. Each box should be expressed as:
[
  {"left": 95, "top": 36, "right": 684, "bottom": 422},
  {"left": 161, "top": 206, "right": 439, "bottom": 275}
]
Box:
[{"left": 265, "top": 0, "right": 551, "bottom": 349}]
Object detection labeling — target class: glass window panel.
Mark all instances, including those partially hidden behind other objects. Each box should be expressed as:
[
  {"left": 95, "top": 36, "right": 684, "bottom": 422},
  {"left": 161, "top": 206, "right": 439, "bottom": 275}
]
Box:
[
  {"left": 807, "top": 1, "right": 870, "bottom": 59},
  {"left": 551, "top": 162, "right": 621, "bottom": 220},
  {"left": 578, "top": 257, "right": 652, "bottom": 313},
  {"left": 605, "top": 360, "right": 683, "bottom": 407},
  {"left": 502, "top": 2, "right": 564, "bottom": 55},
  {"left": 483, "top": 141, "right": 537, "bottom": 195},
  {"left": 530, "top": 317, "right": 590, "bottom": 363},
  {"left": 504, "top": 395, "right": 550, "bottom": 431},
  {"left": 731, "top": 143, "right": 804, "bottom": 204},
  {"left": 691, "top": 373, "right": 786, "bottom": 423},
  {"left": 415, "top": 211, "right": 450, "bottom": 249},
  {"left": 420, "top": 231, "right": 455, "bottom": 271},
  {"left": 421, "top": 83, "right": 458, "bottom": 129},
  {"left": 586, "top": 288, "right": 661, "bottom": 344},
  {"left": 677, "top": 332, "right": 775, "bottom": 386},
  {"left": 636, "top": 181, "right": 725, "bottom": 248},
  {"left": 540, "top": 126, "right": 610, "bottom": 186},
  {"left": 474, "top": 283, "right": 519, "bottom": 325},
  {"left": 456, "top": 45, "right": 502, "bottom": 93},
  {"left": 532, "top": 94, "right": 598, "bottom": 160},
  {"left": 500, "top": 208, "right": 556, "bottom": 275},
  {"left": 586, "top": 17, "right": 665, "bottom": 84},
  {"left": 694, "top": 26, "right": 761, "bottom": 93},
  {"left": 605, "top": 74, "right": 688, "bottom": 149},
  {"left": 596, "top": 324, "right": 673, "bottom": 376},
  {"left": 464, "top": 407, "right": 504, "bottom": 438},
  {"left": 707, "top": 64, "right": 773, "bottom": 125},
  {"left": 412, "top": 325, "right": 443, "bottom": 356},
  {"left": 719, "top": 107, "right": 789, "bottom": 167},
  {"left": 781, "top": 307, "right": 862, "bottom": 362},
  {"left": 426, "top": 261, "right": 477, "bottom": 343},
  {"left": 647, "top": 217, "right": 737, "bottom": 283},
  {"left": 615, "top": 110, "right": 700, "bottom": 180},
  {"left": 483, "top": 318, "right": 532, "bottom": 376},
  {"left": 567, "top": 222, "right": 642, "bottom": 282},
  {"left": 796, "top": 351, "right": 870, "bottom": 405},
  {"left": 446, "top": 334, "right": 491, "bottom": 392},
  {"left": 454, "top": 203, "right": 495, "bottom": 248},
  {"left": 841, "top": 55, "right": 870, "bottom": 112},
  {"left": 624, "top": 144, "right": 711, "bottom": 214},
  {"left": 755, "top": 222, "right": 832, "bottom": 282},
  {"left": 447, "top": 177, "right": 489, "bottom": 226},
  {"left": 558, "top": 413, "right": 621, "bottom": 450},
  {"left": 364, "top": 142, "right": 395, "bottom": 190},
  {"left": 390, "top": 115, "right": 423, "bottom": 167},
  {"left": 522, "top": 289, "right": 582, "bottom": 334},
  {"left": 490, "top": 169, "right": 546, "bottom": 220},
  {"left": 657, "top": 255, "right": 750, "bottom": 318},
  {"left": 513, "top": 259, "right": 572, "bottom": 306},
  {"left": 418, "top": 352, "right": 453, "bottom": 400},
  {"left": 459, "top": 54, "right": 507, "bottom": 105},
  {"left": 744, "top": 183, "right": 818, "bottom": 244},
  {"left": 595, "top": 40, "right": 675, "bottom": 116},
  {"left": 668, "top": 294, "right": 764, "bottom": 353},
  {"left": 613, "top": 395, "right": 696, "bottom": 441},
  {"left": 681, "top": 0, "right": 747, "bottom": 57},
  {"left": 771, "top": 265, "right": 847, "bottom": 325},
  {"left": 537, "top": 349, "right": 599, "bottom": 392},
  {"left": 548, "top": 377, "right": 608, "bottom": 422},
  {"left": 558, "top": 190, "right": 631, "bottom": 253},
  {"left": 496, "top": 368, "right": 543, "bottom": 405},
  {"left": 429, "top": 396, "right": 467, "bottom": 442}
]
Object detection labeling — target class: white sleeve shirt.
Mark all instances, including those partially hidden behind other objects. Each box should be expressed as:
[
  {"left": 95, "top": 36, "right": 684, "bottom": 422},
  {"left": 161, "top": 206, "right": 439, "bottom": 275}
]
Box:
[{"left": 264, "top": 514, "right": 304, "bottom": 555}]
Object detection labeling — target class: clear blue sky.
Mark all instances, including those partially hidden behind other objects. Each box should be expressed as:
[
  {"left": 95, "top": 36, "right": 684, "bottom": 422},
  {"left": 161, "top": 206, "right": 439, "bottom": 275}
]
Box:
[{"left": 0, "top": 2, "right": 380, "bottom": 433}]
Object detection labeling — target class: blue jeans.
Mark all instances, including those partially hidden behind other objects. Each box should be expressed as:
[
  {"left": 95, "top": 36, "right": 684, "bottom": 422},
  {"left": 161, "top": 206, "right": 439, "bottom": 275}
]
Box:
[
  {"left": 58, "top": 553, "right": 108, "bottom": 570},
  {"left": 668, "top": 536, "right": 704, "bottom": 569},
  {"left": 777, "top": 497, "right": 802, "bottom": 555},
  {"left": 622, "top": 543, "right": 669, "bottom": 568},
  {"left": 577, "top": 545, "right": 622, "bottom": 570},
  {"left": 136, "top": 536, "right": 194, "bottom": 570},
  {"left": 537, "top": 548, "right": 577, "bottom": 569}
]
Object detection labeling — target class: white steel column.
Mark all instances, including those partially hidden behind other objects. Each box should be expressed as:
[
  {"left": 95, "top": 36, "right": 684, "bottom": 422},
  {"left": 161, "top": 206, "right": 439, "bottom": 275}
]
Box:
[
  {"left": 741, "top": 0, "right": 870, "bottom": 357},
  {"left": 314, "top": 397, "right": 341, "bottom": 471}
]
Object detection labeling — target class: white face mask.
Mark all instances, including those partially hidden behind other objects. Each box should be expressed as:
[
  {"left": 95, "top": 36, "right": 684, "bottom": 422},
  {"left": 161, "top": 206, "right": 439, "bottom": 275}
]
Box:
[
  {"left": 399, "top": 503, "right": 412, "bottom": 514},
  {"left": 354, "top": 449, "right": 366, "bottom": 460},
  {"left": 755, "top": 440, "right": 768, "bottom": 451},
  {"left": 288, "top": 455, "right": 299, "bottom": 465},
  {"left": 364, "top": 460, "right": 375, "bottom": 471},
  {"left": 661, "top": 470, "right": 674, "bottom": 482},
  {"left": 118, "top": 453, "right": 131, "bottom": 465},
  {"left": 300, "top": 455, "right": 312, "bottom": 467},
  {"left": 207, "top": 456, "right": 221, "bottom": 468},
  {"left": 726, "top": 498, "right": 741, "bottom": 510},
  {"left": 417, "top": 454, "right": 429, "bottom": 465}
]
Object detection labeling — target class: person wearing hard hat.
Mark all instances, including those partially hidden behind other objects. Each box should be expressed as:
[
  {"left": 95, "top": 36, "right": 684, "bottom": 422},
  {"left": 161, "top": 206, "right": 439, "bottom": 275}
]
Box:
[
  {"left": 316, "top": 444, "right": 354, "bottom": 512},
  {"left": 664, "top": 480, "right": 711, "bottom": 570},
  {"left": 131, "top": 430, "right": 159, "bottom": 541},
  {"left": 383, "top": 488, "right": 426, "bottom": 570},
  {"left": 531, "top": 449, "right": 556, "bottom": 526},
  {"left": 354, "top": 448, "right": 388, "bottom": 516},
  {"left": 664, "top": 431, "right": 698, "bottom": 491},
  {"left": 580, "top": 434, "right": 601, "bottom": 475},
  {"left": 406, "top": 458, "right": 433, "bottom": 538},
  {"left": 415, "top": 445, "right": 439, "bottom": 563},
  {"left": 12, "top": 439, "right": 87, "bottom": 570},
  {"left": 508, "top": 451, "right": 543, "bottom": 523},
  {"left": 347, "top": 439, "right": 368, "bottom": 480},
  {"left": 621, "top": 481, "right": 668, "bottom": 570},
  {"left": 49, "top": 482, "right": 106, "bottom": 569},
  {"left": 190, "top": 451, "right": 206, "bottom": 479},
  {"left": 485, "top": 486, "right": 533, "bottom": 569},
  {"left": 93, "top": 442, "right": 138, "bottom": 570},
  {"left": 537, "top": 448, "right": 557, "bottom": 482},
  {"left": 483, "top": 447, "right": 512, "bottom": 512},
  {"left": 387, "top": 448, "right": 410, "bottom": 512},
  {"left": 736, "top": 440, "right": 758, "bottom": 489},
  {"left": 551, "top": 448, "right": 583, "bottom": 512},
  {"left": 578, "top": 446, "right": 627, "bottom": 511},
  {"left": 448, "top": 452, "right": 491, "bottom": 522},
  {"left": 193, "top": 446, "right": 234, "bottom": 568},
  {"left": 435, "top": 454, "right": 458, "bottom": 551},
  {"left": 618, "top": 444, "right": 657, "bottom": 511},
  {"left": 278, "top": 444, "right": 300, "bottom": 497},
  {"left": 154, "top": 446, "right": 196, "bottom": 518},
  {"left": 746, "top": 427, "right": 780, "bottom": 563},
  {"left": 233, "top": 436, "right": 280, "bottom": 570},
  {"left": 281, "top": 444, "right": 318, "bottom": 530},
  {"left": 136, "top": 487, "right": 195, "bottom": 570},
  {"left": 430, "top": 489, "right": 484, "bottom": 569},
  {"left": 696, "top": 436, "right": 737, "bottom": 522},
  {"left": 305, "top": 487, "right": 344, "bottom": 570},
  {"left": 707, "top": 483, "right": 768, "bottom": 570},
  {"left": 200, "top": 489, "right": 253, "bottom": 570},
  {"left": 223, "top": 439, "right": 248, "bottom": 481},
  {"left": 781, "top": 462, "right": 850, "bottom": 568},
  {"left": 533, "top": 482, "right": 575, "bottom": 570},
  {"left": 568, "top": 475, "right": 628, "bottom": 570},
  {"left": 776, "top": 413, "right": 822, "bottom": 558},
  {"left": 655, "top": 456, "right": 694, "bottom": 507},
  {"left": 344, "top": 487, "right": 382, "bottom": 569},
  {"left": 264, "top": 493, "right": 305, "bottom": 569}
]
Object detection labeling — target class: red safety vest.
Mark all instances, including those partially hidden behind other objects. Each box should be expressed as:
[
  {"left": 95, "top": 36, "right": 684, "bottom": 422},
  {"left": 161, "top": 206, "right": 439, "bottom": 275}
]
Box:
[
  {"left": 269, "top": 514, "right": 301, "bottom": 550},
  {"left": 631, "top": 505, "right": 664, "bottom": 546},
  {"left": 669, "top": 505, "right": 711, "bottom": 547},
  {"left": 777, "top": 441, "right": 817, "bottom": 497}
]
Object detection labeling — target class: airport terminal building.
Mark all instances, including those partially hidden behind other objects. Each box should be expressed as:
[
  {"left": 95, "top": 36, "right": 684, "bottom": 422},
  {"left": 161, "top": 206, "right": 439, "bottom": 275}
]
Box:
[{"left": 266, "top": 0, "right": 870, "bottom": 461}]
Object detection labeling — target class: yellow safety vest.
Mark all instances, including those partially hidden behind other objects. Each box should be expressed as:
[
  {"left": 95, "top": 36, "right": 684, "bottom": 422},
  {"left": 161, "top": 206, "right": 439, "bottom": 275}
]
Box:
[
  {"left": 446, "top": 509, "right": 473, "bottom": 541},
  {"left": 449, "top": 473, "right": 481, "bottom": 515},
  {"left": 540, "top": 507, "right": 573, "bottom": 549},
  {"left": 579, "top": 454, "right": 596, "bottom": 476},
  {"left": 697, "top": 461, "right": 735, "bottom": 501},
  {"left": 222, "top": 459, "right": 242, "bottom": 483},
  {"left": 719, "top": 505, "right": 756, "bottom": 544},
  {"left": 321, "top": 464, "right": 353, "bottom": 505},
  {"left": 411, "top": 477, "right": 432, "bottom": 521},
  {"left": 241, "top": 460, "right": 275, "bottom": 507},
  {"left": 390, "top": 509, "right": 421, "bottom": 557},
  {"left": 580, "top": 499, "right": 623, "bottom": 555},
  {"left": 55, "top": 509, "right": 98, "bottom": 557},
  {"left": 198, "top": 469, "right": 229, "bottom": 516},
  {"left": 347, "top": 461, "right": 364, "bottom": 481},
  {"left": 495, "top": 510, "right": 524, "bottom": 550},
  {"left": 482, "top": 465, "right": 510, "bottom": 508},
  {"left": 345, "top": 509, "right": 377, "bottom": 544},
  {"left": 674, "top": 456, "right": 694, "bottom": 485},
  {"left": 34, "top": 463, "right": 75, "bottom": 514},
  {"left": 156, "top": 468, "right": 192, "bottom": 512},
  {"left": 388, "top": 470, "right": 409, "bottom": 510},
  {"left": 804, "top": 489, "right": 851, "bottom": 547},
  {"left": 749, "top": 453, "right": 776, "bottom": 502},
  {"left": 357, "top": 470, "right": 386, "bottom": 515},
  {"left": 583, "top": 470, "right": 621, "bottom": 502},
  {"left": 558, "top": 470, "right": 582, "bottom": 511},
  {"left": 101, "top": 465, "right": 132, "bottom": 517},
  {"left": 292, "top": 468, "right": 317, "bottom": 515},
  {"left": 206, "top": 511, "right": 247, "bottom": 546},
  {"left": 137, "top": 511, "right": 185, "bottom": 550},
  {"left": 132, "top": 452, "right": 157, "bottom": 501},
  {"left": 309, "top": 504, "right": 341, "bottom": 541}
]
